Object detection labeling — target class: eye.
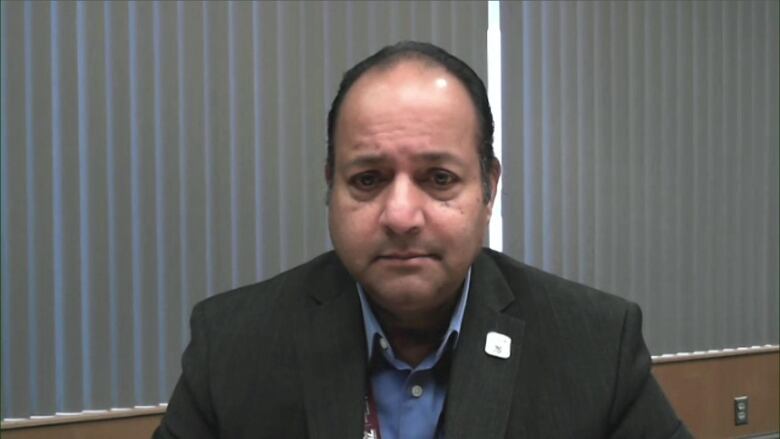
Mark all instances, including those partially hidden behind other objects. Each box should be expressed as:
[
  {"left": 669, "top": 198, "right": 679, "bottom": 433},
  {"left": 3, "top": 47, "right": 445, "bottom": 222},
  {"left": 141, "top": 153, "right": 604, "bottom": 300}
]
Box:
[
  {"left": 430, "top": 170, "right": 457, "bottom": 188},
  {"left": 350, "top": 171, "right": 383, "bottom": 190}
]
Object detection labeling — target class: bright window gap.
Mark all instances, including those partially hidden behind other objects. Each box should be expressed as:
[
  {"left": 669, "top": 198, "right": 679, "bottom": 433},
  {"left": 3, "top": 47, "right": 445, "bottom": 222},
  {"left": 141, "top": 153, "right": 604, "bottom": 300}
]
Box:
[{"left": 487, "top": 0, "right": 503, "bottom": 252}]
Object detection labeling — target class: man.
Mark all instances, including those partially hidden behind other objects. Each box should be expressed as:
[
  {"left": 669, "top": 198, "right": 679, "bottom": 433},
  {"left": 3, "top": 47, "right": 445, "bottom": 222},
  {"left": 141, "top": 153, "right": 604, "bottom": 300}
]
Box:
[{"left": 155, "top": 41, "right": 690, "bottom": 438}]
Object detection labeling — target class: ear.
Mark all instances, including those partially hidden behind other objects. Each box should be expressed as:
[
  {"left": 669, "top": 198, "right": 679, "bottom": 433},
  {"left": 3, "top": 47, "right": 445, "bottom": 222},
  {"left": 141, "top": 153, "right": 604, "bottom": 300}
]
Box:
[
  {"left": 325, "top": 163, "right": 333, "bottom": 187},
  {"left": 486, "top": 158, "right": 501, "bottom": 216}
]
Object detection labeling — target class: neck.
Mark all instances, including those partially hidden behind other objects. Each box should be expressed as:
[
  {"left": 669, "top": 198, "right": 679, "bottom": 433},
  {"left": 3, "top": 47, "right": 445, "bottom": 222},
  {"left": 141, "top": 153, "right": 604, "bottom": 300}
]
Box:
[{"left": 372, "top": 295, "right": 459, "bottom": 367}]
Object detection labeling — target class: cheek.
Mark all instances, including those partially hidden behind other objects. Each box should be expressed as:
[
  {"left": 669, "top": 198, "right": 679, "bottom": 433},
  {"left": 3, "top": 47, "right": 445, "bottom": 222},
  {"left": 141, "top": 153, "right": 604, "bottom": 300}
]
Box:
[
  {"left": 330, "top": 199, "right": 380, "bottom": 244},
  {"left": 432, "top": 200, "right": 488, "bottom": 239}
]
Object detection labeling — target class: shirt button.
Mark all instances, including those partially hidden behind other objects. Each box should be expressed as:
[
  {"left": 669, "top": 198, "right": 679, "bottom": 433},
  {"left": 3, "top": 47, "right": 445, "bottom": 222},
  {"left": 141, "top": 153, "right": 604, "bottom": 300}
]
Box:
[
  {"left": 379, "top": 338, "right": 389, "bottom": 350},
  {"left": 410, "top": 385, "right": 423, "bottom": 398}
]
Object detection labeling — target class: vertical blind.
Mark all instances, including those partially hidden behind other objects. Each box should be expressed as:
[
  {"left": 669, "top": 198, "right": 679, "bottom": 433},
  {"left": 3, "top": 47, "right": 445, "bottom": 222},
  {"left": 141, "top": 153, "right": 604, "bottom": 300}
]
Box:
[
  {"left": 0, "top": 0, "right": 487, "bottom": 419},
  {"left": 499, "top": 0, "right": 779, "bottom": 354}
]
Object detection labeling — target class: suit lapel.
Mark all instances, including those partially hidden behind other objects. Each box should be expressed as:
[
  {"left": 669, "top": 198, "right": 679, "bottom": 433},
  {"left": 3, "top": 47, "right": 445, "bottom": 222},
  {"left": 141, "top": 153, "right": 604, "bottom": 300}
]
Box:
[
  {"left": 296, "top": 256, "right": 367, "bottom": 439},
  {"left": 444, "top": 252, "right": 527, "bottom": 439}
]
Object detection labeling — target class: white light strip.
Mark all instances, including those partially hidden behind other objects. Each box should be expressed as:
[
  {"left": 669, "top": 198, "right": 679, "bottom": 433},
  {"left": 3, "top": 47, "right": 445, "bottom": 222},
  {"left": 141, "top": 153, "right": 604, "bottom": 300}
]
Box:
[
  {"left": 487, "top": 0, "right": 503, "bottom": 252},
  {"left": 651, "top": 344, "right": 779, "bottom": 363},
  {"left": 2, "top": 403, "right": 169, "bottom": 429}
]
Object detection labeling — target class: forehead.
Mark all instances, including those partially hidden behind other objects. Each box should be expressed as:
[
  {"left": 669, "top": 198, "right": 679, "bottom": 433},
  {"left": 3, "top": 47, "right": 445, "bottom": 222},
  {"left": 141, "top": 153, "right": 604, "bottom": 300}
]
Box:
[{"left": 334, "top": 60, "right": 479, "bottom": 160}]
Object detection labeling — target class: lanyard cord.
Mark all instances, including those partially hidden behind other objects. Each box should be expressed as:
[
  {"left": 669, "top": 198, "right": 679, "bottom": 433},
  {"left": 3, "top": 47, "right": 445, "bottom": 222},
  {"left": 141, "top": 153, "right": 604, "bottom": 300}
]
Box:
[{"left": 363, "top": 381, "right": 382, "bottom": 439}]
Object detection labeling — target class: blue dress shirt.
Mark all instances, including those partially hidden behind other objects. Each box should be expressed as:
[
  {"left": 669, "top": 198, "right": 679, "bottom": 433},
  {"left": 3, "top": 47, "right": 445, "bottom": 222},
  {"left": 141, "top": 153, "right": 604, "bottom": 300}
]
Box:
[{"left": 357, "top": 269, "right": 471, "bottom": 439}]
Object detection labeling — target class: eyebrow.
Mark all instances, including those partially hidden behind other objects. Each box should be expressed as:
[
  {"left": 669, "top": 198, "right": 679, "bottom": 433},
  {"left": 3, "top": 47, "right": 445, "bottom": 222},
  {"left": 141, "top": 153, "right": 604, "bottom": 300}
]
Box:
[
  {"left": 344, "top": 154, "right": 387, "bottom": 170},
  {"left": 342, "top": 151, "right": 467, "bottom": 170}
]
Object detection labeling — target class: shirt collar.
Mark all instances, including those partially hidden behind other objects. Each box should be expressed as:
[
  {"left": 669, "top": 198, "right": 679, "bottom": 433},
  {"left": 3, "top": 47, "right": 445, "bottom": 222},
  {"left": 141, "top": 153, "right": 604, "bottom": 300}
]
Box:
[{"left": 357, "top": 268, "right": 472, "bottom": 361}]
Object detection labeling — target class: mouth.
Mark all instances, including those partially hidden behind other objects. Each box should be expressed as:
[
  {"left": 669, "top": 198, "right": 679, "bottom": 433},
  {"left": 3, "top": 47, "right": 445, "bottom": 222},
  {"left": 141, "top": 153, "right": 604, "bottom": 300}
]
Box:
[{"left": 375, "top": 252, "right": 440, "bottom": 262}]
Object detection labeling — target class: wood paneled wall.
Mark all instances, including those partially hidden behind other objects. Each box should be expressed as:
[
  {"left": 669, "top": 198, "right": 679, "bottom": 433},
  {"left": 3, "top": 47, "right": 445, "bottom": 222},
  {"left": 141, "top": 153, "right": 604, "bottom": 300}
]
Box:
[{"left": 654, "top": 348, "right": 779, "bottom": 438}]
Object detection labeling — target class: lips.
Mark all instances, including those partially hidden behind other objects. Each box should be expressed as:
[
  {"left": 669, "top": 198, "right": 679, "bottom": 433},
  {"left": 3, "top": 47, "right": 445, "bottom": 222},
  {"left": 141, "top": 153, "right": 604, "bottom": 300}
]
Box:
[
  {"left": 381, "top": 253, "right": 426, "bottom": 259},
  {"left": 375, "top": 252, "right": 440, "bottom": 261}
]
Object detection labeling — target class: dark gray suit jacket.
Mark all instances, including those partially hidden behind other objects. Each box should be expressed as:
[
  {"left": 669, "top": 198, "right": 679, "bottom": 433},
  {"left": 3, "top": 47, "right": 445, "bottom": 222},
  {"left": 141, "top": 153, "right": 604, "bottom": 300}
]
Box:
[{"left": 154, "top": 249, "right": 691, "bottom": 438}]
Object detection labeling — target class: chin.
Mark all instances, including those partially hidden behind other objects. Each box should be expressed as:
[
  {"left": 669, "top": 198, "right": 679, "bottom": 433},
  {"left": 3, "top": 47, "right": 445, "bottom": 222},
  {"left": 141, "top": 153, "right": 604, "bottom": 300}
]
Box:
[{"left": 365, "top": 279, "right": 444, "bottom": 309}]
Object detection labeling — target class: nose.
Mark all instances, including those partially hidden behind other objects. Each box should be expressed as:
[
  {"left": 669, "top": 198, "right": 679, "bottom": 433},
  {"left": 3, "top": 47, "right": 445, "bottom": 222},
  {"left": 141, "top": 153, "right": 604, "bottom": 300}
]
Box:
[{"left": 378, "top": 176, "right": 425, "bottom": 236}]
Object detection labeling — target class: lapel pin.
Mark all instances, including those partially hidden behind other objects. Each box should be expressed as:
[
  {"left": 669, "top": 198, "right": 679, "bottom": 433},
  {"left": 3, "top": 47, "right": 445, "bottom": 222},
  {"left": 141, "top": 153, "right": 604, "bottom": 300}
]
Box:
[{"left": 485, "top": 331, "right": 511, "bottom": 359}]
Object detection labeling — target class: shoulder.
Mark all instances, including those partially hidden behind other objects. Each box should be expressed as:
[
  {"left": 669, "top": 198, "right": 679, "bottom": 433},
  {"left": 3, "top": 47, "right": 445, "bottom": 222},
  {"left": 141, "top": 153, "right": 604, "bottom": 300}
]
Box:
[
  {"left": 478, "top": 250, "right": 686, "bottom": 437},
  {"left": 478, "top": 248, "right": 639, "bottom": 372},
  {"left": 191, "top": 251, "right": 347, "bottom": 332},
  {"left": 481, "top": 247, "right": 633, "bottom": 317}
]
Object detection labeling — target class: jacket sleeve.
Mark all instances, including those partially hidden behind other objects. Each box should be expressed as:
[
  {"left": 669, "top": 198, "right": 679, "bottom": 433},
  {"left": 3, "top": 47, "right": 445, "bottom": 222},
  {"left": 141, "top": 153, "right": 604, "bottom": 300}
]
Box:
[
  {"left": 153, "top": 302, "right": 218, "bottom": 439},
  {"left": 608, "top": 303, "right": 693, "bottom": 439}
]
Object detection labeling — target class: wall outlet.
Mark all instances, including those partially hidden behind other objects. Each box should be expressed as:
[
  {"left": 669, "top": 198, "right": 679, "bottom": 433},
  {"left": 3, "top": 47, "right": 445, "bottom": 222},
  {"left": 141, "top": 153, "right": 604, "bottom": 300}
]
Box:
[{"left": 734, "top": 396, "right": 749, "bottom": 426}]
